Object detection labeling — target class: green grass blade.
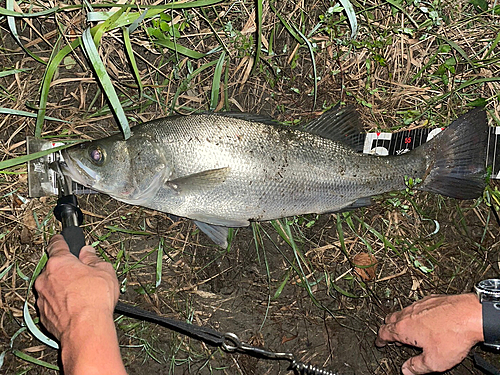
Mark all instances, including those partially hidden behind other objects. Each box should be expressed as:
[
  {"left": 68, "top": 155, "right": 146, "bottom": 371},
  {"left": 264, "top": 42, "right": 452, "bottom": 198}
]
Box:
[
  {"left": 383, "top": 0, "right": 419, "bottom": 28},
  {"left": 210, "top": 51, "right": 226, "bottom": 111},
  {"left": 81, "top": 28, "right": 131, "bottom": 139},
  {"left": 252, "top": 0, "right": 263, "bottom": 73},
  {"left": 6, "top": 0, "right": 46, "bottom": 64},
  {"left": 434, "top": 34, "right": 477, "bottom": 70},
  {"left": 338, "top": 0, "right": 358, "bottom": 39},
  {"left": 92, "top": 5, "right": 128, "bottom": 45},
  {"left": 485, "top": 30, "right": 500, "bottom": 58},
  {"left": 0, "top": 5, "right": 58, "bottom": 17},
  {"left": 123, "top": 27, "right": 143, "bottom": 97},
  {"left": 0, "top": 108, "right": 68, "bottom": 122},
  {"left": 0, "top": 68, "right": 30, "bottom": 77},
  {"left": 269, "top": 2, "right": 302, "bottom": 44},
  {"left": 152, "top": 38, "right": 207, "bottom": 59},
  {"left": 0, "top": 264, "right": 13, "bottom": 279},
  {"left": 23, "top": 253, "right": 60, "bottom": 349},
  {"left": 12, "top": 349, "right": 59, "bottom": 370},
  {"left": 156, "top": 238, "right": 164, "bottom": 288},
  {"left": 0, "top": 143, "right": 74, "bottom": 171},
  {"left": 291, "top": 25, "right": 317, "bottom": 109},
  {"left": 35, "top": 38, "right": 81, "bottom": 138},
  {"left": 172, "top": 60, "right": 218, "bottom": 109}
]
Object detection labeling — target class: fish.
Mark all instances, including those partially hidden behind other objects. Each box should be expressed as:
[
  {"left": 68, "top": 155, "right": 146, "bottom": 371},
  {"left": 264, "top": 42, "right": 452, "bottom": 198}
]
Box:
[{"left": 61, "top": 107, "right": 489, "bottom": 248}]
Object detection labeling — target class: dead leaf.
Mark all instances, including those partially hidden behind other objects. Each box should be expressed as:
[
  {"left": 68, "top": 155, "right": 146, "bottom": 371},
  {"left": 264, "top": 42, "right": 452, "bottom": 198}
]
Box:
[{"left": 353, "top": 252, "right": 378, "bottom": 281}]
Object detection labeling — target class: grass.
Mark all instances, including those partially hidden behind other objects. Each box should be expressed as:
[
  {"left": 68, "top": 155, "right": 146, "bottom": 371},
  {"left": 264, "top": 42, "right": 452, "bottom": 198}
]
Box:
[{"left": 0, "top": 0, "right": 499, "bottom": 374}]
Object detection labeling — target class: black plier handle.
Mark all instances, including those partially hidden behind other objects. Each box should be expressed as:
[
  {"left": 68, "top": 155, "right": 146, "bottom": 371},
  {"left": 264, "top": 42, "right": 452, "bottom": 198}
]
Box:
[{"left": 50, "top": 160, "right": 85, "bottom": 257}]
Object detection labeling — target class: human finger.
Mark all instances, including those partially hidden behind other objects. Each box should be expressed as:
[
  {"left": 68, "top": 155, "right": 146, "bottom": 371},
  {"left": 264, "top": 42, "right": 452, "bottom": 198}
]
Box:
[
  {"left": 402, "top": 354, "right": 433, "bottom": 375},
  {"left": 385, "top": 309, "right": 404, "bottom": 324},
  {"left": 47, "top": 235, "right": 71, "bottom": 258},
  {"left": 376, "top": 323, "right": 400, "bottom": 347},
  {"left": 78, "top": 245, "right": 101, "bottom": 266}
]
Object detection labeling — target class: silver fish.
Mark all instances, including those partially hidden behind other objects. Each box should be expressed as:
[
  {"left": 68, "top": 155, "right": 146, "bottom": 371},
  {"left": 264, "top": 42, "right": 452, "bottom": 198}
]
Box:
[{"left": 61, "top": 107, "right": 488, "bottom": 247}]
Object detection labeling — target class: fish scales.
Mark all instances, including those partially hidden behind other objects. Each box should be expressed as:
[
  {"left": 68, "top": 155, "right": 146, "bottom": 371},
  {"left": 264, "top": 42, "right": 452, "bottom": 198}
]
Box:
[{"left": 148, "top": 115, "right": 422, "bottom": 225}]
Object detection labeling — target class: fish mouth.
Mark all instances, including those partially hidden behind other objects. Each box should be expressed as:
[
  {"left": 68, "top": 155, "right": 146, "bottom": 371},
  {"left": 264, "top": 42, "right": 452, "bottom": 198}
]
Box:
[{"left": 60, "top": 149, "right": 99, "bottom": 188}]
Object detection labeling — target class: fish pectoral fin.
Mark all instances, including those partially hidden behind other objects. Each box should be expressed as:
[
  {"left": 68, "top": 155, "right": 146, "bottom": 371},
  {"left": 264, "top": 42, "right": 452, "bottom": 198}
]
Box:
[
  {"left": 301, "top": 106, "right": 365, "bottom": 152},
  {"left": 193, "top": 221, "right": 230, "bottom": 248},
  {"left": 165, "top": 167, "right": 230, "bottom": 194}
]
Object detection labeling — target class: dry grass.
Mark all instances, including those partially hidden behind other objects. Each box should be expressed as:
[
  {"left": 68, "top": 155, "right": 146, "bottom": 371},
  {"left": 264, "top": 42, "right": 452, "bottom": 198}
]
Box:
[{"left": 0, "top": 0, "right": 499, "bottom": 374}]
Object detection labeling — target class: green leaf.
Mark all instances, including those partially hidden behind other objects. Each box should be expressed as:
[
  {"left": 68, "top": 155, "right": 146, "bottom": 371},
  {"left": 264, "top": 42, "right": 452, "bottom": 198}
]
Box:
[
  {"left": 12, "top": 349, "right": 59, "bottom": 370},
  {"left": 23, "top": 253, "right": 60, "bottom": 349},
  {"left": 210, "top": 51, "right": 226, "bottom": 111},
  {"left": 0, "top": 143, "right": 74, "bottom": 171},
  {"left": 0, "top": 68, "right": 30, "bottom": 77},
  {"left": 470, "top": 0, "right": 488, "bottom": 11},
  {"left": 36, "top": 38, "right": 81, "bottom": 138},
  {"left": 155, "top": 239, "right": 164, "bottom": 288},
  {"left": 0, "top": 108, "right": 68, "bottom": 122},
  {"left": 123, "top": 27, "right": 143, "bottom": 96},
  {"left": 338, "top": 0, "right": 358, "bottom": 39},
  {"left": 0, "top": 5, "right": 58, "bottom": 17},
  {"left": 81, "top": 28, "right": 131, "bottom": 139},
  {"left": 6, "top": 0, "right": 46, "bottom": 64},
  {"left": 467, "top": 98, "right": 487, "bottom": 107},
  {"left": 152, "top": 38, "right": 206, "bottom": 59}
]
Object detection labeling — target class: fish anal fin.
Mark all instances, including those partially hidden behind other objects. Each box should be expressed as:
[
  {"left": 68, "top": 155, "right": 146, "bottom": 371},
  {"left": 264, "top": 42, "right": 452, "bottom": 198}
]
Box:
[
  {"left": 341, "top": 197, "right": 373, "bottom": 211},
  {"left": 193, "top": 221, "right": 230, "bottom": 248}
]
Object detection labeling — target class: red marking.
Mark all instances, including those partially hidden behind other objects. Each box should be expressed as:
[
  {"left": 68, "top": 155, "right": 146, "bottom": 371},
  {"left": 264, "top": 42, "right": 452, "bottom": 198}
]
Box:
[
  {"left": 404, "top": 137, "right": 412, "bottom": 144},
  {"left": 52, "top": 143, "right": 56, "bottom": 146},
  {"left": 376, "top": 132, "right": 381, "bottom": 137}
]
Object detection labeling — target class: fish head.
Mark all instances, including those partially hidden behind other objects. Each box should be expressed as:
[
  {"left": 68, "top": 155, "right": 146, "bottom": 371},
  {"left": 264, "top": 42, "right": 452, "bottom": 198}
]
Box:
[{"left": 61, "top": 134, "right": 169, "bottom": 204}]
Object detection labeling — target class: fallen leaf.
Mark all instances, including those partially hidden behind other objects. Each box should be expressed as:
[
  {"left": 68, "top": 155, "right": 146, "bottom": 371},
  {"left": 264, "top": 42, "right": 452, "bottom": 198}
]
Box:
[{"left": 353, "top": 252, "right": 378, "bottom": 281}]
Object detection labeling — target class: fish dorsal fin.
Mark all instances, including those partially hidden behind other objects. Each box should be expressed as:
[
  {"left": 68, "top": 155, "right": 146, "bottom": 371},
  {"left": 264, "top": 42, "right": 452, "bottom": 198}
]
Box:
[
  {"left": 301, "top": 106, "right": 365, "bottom": 151},
  {"left": 216, "top": 112, "right": 279, "bottom": 126},
  {"left": 165, "top": 167, "right": 230, "bottom": 194}
]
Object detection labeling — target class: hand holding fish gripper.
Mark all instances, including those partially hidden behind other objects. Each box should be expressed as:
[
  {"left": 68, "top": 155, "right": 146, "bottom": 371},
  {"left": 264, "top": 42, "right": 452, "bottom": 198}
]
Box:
[
  {"left": 48, "top": 159, "right": 337, "bottom": 375},
  {"left": 51, "top": 161, "right": 85, "bottom": 257}
]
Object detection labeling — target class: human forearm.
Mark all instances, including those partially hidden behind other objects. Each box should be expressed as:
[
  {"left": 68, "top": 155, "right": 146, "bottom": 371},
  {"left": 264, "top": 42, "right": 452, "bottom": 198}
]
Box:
[
  {"left": 60, "top": 312, "right": 126, "bottom": 375},
  {"left": 35, "top": 235, "right": 126, "bottom": 374}
]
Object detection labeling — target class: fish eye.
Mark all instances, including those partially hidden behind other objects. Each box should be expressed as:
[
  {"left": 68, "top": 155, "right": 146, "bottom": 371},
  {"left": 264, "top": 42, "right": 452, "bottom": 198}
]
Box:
[{"left": 89, "top": 146, "right": 106, "bottom": 165}]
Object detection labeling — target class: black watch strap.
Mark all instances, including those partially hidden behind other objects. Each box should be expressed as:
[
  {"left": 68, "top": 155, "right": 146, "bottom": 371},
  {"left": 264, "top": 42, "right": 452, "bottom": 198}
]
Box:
[{"left": 483, "top": 301, "right": 500, "bottom": 348}]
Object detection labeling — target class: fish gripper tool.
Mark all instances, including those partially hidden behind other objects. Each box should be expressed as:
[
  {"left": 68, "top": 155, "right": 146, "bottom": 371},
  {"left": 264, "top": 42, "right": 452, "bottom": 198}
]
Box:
[
  {"left": 221, "top": 332, "right": 337, "bottom": 375},
  {"left": 50, "top": 160, "right": 85, "bottom": 257}
]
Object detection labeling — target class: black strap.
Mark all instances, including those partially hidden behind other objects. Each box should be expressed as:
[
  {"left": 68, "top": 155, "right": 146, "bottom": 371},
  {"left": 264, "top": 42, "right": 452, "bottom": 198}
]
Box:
[
  {"left": 483, "top": 301, "right": 500, "bottom": 346},
  {"left": 114, "top": 301, "right": 225, "bottom": 347},
  {"left": 473, "top": 349, "right": 500, "bottom": 375}
]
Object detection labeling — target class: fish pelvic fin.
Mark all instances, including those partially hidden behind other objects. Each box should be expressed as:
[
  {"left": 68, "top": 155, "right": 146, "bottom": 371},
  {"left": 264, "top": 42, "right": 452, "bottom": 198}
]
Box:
[{"left": 416, "top": 108, "right": 488, "bottom": 200}]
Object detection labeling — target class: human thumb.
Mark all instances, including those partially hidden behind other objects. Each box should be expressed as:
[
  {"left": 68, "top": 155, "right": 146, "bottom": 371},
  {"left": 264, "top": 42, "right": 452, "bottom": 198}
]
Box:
[
  {"left": 402, "top": 354, "right": 432, "bottom": 375},
  {"left": 79, "top": 245, "right": 101, "bottom": 266}
]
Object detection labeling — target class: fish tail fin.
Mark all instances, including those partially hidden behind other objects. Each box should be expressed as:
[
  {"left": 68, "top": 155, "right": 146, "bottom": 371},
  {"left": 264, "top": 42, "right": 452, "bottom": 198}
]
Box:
[{"left": 416, "top": 109, "right": 489, "bottom": 200}]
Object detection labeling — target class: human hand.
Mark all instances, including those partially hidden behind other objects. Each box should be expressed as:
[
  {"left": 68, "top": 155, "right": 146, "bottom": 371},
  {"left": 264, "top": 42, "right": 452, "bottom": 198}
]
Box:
[
  {"left": 35, "top": 234, "right": 120, "bottom": 342},
  {"left": 376, "top": 294, "right": 483, "bottom": 375}
]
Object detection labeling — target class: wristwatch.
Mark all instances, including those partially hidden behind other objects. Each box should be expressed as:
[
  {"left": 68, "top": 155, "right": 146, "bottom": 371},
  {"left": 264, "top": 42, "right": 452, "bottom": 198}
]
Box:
[{"left": 475, "top": 279, "right": 500, "bottom": 350}]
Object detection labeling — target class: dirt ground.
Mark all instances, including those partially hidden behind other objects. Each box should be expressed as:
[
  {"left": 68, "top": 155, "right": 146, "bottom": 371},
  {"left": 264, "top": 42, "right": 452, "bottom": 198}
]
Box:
[{"left": 1, "top": 0, "right": 500, "bottom": 374}]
